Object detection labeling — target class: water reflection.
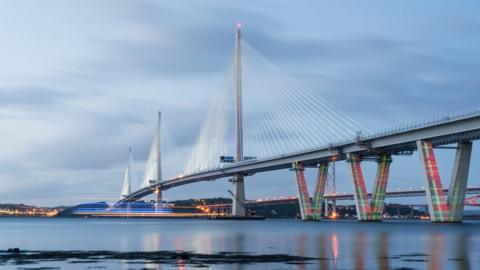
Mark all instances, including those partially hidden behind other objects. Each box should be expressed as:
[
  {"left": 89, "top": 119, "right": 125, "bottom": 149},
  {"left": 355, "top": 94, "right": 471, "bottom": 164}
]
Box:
[
  {"left": 353, "top": 233, "right": 366, "bottom": 270},
  {"left": 376, "top": 234, "right": 389, "bottom": 270},
  {"left": 452, "top": 234, "right": 470, "bottom": 270},
  {"left": 177, "top": 259, "right": 185, "bottom": 270},
  {"left": 192, "top": 233, "right": 212, "bottom": 254},
  {"left": 4, "top": 219, "right": 473, "bottom": 270},
  {"left": 317, "top": 234, "right": 328, "bottom": 270},
  {"left": 429, "top": 234, "right": 444, "bottom": 270},
  {"left": 352, "top": 232, "right": 389, "bottom": 270},
  {"left": 331, "top": 233, "right": 339, "bottom": 268},
  {"left": 312, "top": 229, "right": 471, "bottom": 270},
  {"left": 235, "top": 233, "right": 245, "bottom": 253},
  {"left": 235, "top": 233, "right": 245, "bottom": 270},
  {"left": 111, "top": 223, "right": 476, "bottom": 270},
  {"left": 143, "top": 233, "right": 161, "bottom": 250},
  {"left": 296, "top": 234, "right": 308, "bottom": 270}
]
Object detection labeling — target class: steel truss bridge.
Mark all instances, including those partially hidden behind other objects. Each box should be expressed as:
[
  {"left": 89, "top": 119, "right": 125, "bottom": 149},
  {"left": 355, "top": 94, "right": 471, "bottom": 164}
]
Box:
[{"left": 201, "top": 187, "right": 480, "bottom": 213}]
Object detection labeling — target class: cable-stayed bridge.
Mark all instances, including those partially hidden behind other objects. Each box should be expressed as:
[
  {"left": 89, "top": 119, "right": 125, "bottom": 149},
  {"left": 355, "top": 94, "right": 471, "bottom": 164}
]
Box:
[{"left": 118, "top": 25, "right": 480, "bottom": 223}]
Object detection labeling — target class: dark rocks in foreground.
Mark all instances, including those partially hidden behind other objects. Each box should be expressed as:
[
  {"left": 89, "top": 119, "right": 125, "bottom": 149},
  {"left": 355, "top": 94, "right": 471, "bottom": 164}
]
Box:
[{"left": 0, "top": 250, "right": 323, "bottom": 266}]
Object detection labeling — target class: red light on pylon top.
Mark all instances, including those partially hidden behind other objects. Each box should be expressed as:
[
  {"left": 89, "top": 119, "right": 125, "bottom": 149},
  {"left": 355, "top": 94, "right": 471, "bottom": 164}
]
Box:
[{"left": 236, "top": 21, "right": 242, "bottom": 29}]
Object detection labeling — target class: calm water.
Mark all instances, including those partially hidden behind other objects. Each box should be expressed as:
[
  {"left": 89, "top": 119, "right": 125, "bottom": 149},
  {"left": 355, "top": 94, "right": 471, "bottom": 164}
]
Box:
[{"left": 0, "top": 218, "right": 479, "bottom": 269}]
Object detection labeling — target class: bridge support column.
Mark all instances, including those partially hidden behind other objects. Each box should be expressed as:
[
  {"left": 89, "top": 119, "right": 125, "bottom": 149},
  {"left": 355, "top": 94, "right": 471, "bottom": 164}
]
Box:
[
  {"left": 417, "top": 140, "right": 449, "bottom": 222},
  {"left": 232, "top": 174, "right": 246, "bottom": 217},
  {"left": 448, "top": 141, "right": 472, "bottom": 221},
  {"left": 371, "top": 155, "right": 392, "bottom": 220},
  {"left": 417, "top": 140, "right": 472, "bottom": 222},
  {"left": 292, "top": 162, "right": 313, "bottom": 220},
  {"left": 155, "top": 187, "right": 163, "bottom": 208},
  {"left": 347, "top": 153, "right": 392, "bottom": 221},
  {"left": 312, "top": 162, "right": 328, "bottom": 220},
  {"left": 348, "top": 154, "right": 372, "bottom": 221}
]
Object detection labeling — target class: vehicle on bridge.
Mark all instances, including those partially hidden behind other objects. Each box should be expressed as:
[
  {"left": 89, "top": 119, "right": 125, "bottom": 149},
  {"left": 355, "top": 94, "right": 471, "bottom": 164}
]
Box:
[{"left": 220, "top": 156, "right": 235, "bottom": 163}]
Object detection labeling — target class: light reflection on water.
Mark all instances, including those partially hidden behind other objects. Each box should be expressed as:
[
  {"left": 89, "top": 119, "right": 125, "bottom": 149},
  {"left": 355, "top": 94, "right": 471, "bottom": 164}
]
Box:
[{"left": 0, "top": 218, "right": 478, "bottom": 269}]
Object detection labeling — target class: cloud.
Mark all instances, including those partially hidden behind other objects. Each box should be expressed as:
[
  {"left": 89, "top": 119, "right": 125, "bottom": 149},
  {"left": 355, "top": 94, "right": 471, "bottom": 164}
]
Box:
[
  {"left": 0, "top": 1, "right": 479, "bottom": 206},
  {"left": 0, "top": 88, "right": 72, "bottom": 108}
]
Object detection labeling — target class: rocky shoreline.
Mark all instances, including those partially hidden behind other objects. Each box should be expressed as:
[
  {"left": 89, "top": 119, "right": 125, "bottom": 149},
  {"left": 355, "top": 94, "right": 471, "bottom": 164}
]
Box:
[{"left": 0, "top": 249, "right": 324, "bottom": 268}]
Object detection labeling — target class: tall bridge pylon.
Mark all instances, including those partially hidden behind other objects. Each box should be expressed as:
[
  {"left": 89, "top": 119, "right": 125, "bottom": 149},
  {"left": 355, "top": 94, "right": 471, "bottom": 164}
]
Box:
[
  {"left": 142, "top": 111, "right": 163, "bottom": 206},
  {"left": 232, "top": 23, "right": 246, "bottom": 216},
  {"left": 121, "top": 147, "right": 134, "bottom": 198}
]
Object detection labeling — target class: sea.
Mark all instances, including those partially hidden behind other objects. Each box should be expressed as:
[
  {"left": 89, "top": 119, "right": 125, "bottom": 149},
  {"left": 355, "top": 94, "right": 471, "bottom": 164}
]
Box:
[{"left": 0, "top": 218, "right": 478, "bottom": 269}]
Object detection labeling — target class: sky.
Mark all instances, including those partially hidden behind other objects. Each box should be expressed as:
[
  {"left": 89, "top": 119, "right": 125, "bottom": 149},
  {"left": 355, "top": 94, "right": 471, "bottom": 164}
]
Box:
[{"left": 0, "top": 1, "right": 480, "bottom": 206}]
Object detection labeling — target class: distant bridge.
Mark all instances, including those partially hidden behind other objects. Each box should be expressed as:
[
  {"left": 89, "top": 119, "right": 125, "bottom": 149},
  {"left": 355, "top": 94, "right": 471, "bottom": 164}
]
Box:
[
  {"left": 177, "top": 187, "right": 480, "bottom": 209},
  {"left": 197, "top": 188, "right": 480, "bottom": 217}
]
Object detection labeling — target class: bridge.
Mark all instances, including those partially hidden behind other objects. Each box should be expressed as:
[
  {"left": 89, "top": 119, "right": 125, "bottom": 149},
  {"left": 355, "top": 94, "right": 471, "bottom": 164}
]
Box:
[
  {"left": 117, "top": 24, "right": 480, "bottom": 223},
  {"left": 198, "top": 188, "right": 480, "bottom": 215}
]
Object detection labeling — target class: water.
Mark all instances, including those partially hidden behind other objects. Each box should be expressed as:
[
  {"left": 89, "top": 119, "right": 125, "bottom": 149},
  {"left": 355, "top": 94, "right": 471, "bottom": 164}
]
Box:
[{"left": 0, "top": 218, "right": 478, "bottom": 269}]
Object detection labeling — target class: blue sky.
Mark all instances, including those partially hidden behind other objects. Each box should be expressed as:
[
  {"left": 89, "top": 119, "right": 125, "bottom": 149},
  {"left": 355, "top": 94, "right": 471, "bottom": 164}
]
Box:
[{"left": 0, "top": 1, "right": 479, "bottom": 206}]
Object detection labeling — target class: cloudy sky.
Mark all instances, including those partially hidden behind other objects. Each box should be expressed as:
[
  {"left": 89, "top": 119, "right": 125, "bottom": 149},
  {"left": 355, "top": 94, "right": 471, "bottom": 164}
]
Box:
[{"left": 0, "top": 1, "right": 479, "bottom": 206}]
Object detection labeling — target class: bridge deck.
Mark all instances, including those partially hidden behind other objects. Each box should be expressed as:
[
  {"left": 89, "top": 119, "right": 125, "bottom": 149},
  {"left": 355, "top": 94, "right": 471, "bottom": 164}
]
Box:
[{"left": 120, "top": 112, "right": 480, "bottom": 203}]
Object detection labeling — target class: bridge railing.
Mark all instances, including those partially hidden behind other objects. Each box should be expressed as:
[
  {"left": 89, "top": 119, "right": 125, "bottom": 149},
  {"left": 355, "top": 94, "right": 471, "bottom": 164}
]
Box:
[{"left": 362, "top": 108, "right": 480, "bottom": 141}]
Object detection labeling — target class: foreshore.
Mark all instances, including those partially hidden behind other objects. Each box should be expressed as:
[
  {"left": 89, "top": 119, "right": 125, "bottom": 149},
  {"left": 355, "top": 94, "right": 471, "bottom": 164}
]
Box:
[{"left": 0, "top": 249, "right": 320, "bottom": 268}]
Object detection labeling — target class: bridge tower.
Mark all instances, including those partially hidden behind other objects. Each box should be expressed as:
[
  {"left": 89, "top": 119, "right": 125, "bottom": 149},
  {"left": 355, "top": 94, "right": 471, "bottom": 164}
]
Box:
[
  {"left": 121, "top": 147, "right": 133, "bottom": 198},
  {"left": 142, "top": 111, "right": 163, "bottom": 207},
  {"left": 155, "top": 111, "right": 163, "bottom": 207},
  {"left": 232, "top": 22, "right": 246, "bottom": 217}
]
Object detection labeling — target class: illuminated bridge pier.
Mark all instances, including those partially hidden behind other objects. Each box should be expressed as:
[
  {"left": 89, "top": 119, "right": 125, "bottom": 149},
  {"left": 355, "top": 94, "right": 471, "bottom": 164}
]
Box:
[
  {"left": 346, "top": 153, "right": 392, "bottom": 221},
  {"left": 290, "top": 136, "right": 476, "bottom": 222},
  {"left": 291, "top": 161, "right": 329, "bottom": 220},
  {"left": 418, "top": 140, "right": 472, "bottom": 222}
]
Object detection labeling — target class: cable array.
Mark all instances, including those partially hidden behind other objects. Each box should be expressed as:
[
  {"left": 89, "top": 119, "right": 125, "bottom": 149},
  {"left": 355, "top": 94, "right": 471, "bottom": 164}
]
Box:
[
  {"left": 183, "top": 56, "right": 236, "bottom": 174},
  {"left": 183, "top": 38, "right": 369, "bottom": 175},
  {"left": 242, "top": 40, "right": 368, "bottom": 158}
]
